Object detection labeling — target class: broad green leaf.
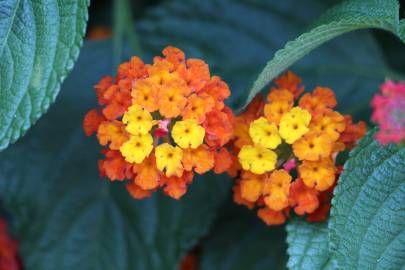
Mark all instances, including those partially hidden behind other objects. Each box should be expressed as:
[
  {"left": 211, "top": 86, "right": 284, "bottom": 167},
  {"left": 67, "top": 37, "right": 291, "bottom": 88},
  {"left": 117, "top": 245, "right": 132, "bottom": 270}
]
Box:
[
  {"left": 329, "top": 129, "right": 405, "bottom": 269},
  {"left": 0, "top": 0, "right": 89, "bottom": 151},
  {"left": 201, "top": 203, "right": 287, "bottom": 270},
  {"left": 0, "top": 41, "right": 230, "bottom": 270},
  {"left": 137, "top": 0, "right": 390, "bottom": 119},
  {"left": 245, "top": 0, "right": 405, "bottom": 110},
  {"left": 287, "top": 219, "right": 336, "bottom": 270}
]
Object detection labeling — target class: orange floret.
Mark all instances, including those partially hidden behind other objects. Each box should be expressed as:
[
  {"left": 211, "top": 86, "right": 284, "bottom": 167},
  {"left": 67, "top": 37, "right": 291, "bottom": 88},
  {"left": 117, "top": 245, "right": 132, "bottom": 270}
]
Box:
[
  {"left": 239, "top": 172, "right": 265, "bottom": 202},
  {"left": 299, "top": 87, "right": 337, "bottom": 115},
  {"left": 102, "top": 103, "right": 126, "bottom": 121},
  {"left": 162, "top": 46, "right": 185, "bottom": 68},
  {"left": 299, "top": 158, "right": 336, "bottom": 191},
  {"left": 202, "top": 76, "right": 231, "bottom": 110},
  {"left": 132, "top": 154, "right": 160, "bottom": 190},
  {"left": 83, "top": 109, "right": 105, "bottom": 136},
  {"left": 310, "top": 109, "right": 345, "bottom": 141},
  {"left": 257, "top": 207, "right": 287, "bottom": 225},
  {"left": 97, "top": 121, "right": 129, "bottom": 150},
  {"left": 233, "top": 121, "right": 252, "bottom": 148},
  {"left": 263, "top": 170, "right": 292, "bottom": 211},
  {"left": 204, "top": 108, "right": 234, "bottom": 147},
  {"left": 186, "top": 59, "right": 210, "bottom": 92},
  {"left": 289, "top": 179, "right": 319, "bottom": 215},
  {"left": 102, "top": 80, "right": 133, "bottom": 120},
  {"left": 213, "top": 148, "right": 233, "bottom": 174},
  {"left": 126, "top": 181, "right": 152, "bottom": 199},
  {"left": 274, "top": 71, "right": 304, "bottom": 98},
  {"left": 339, "top": 115, "right": 367, "bottom": 149},
  {"left": 94, "top": 76, "right": 113, "bottom": 105},
  {"left": 99, "top": 150, "right": 133, "bottom": 181},
  {"left": 264, "top": 100, "right": 293, "bottom": 125},
  {"left": 263, "top": 87, "right": 295, "bottom": 125},
  {"left": 182, "top": 145, "right": 215, "bottom": 174},
  {"left": 293, "top": 131, "right": 332, "bottom": 161},
  {"left": 233, "top": 183, "right": 255, "bottom": 209},
  {"left": 227, "top": 155, "right": 242, "bottom": 178},
  {"left": 131, "top": 79, "right": 159, "bottom": 112},
  {"left": 147, "top": 59, "right": 178, "bottom": 85},
  {"left": 181, "top": 94, "right": 215, "bottom": 123},
  {"left": 162, "top": 171, "right": 194, "bottom": 199},
  {"left": 117, "top": 56, "right": 147, "bottom": 80},
  {"left": 307, "top": 167, "right": 339, "bottom": 222},
  {"left": 158, "top": 78, "right": 189, "bottom": 118},
  {"left": 267, "top": 88, "right": 294, "bottom": 104}
]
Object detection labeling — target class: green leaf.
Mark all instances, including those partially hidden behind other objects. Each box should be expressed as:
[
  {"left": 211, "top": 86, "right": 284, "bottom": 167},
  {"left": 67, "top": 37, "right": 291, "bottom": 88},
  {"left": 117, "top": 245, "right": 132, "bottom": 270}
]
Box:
[
  {"left": 0, "top": 41, "right": 230, "bottom": 270},
  {"left": 0, "top": 0, "right": 89, "bottom": 151},
  {"left": 201, "top": 203, "right": 287, "bottom": 270},
  {"left": 245, "top": 0, "right": 405, "bottom": 109},
  {"left": 287, "top": 219, "right": 336, "bottom": 270},
  {"left": 329, "top": 129, "right": 405, "bottom": 269}
]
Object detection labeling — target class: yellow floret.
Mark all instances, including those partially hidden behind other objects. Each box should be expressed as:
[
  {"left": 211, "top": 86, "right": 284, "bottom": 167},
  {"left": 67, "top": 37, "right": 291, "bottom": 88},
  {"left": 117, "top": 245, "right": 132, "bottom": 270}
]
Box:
[
  {"left": 171, "top": 120, "right": 205, "bottom": 149},
  {"left": 120, "top": 134, "right": 153, "bottom": 164},
  {"left": 249, "top": 117, "right": 281, "bottom": 149},
  {"left": 279, "top": 107, "right": 311, "bottom": 144},
  {"left": 238, "top": 145, "right": 277, "bottom": 174},
  {"left": 155, "top": 143, "right": 183, "bottom": 177},
  {"left": 122, "top": 104, "right": 155, "bottom": 135}
]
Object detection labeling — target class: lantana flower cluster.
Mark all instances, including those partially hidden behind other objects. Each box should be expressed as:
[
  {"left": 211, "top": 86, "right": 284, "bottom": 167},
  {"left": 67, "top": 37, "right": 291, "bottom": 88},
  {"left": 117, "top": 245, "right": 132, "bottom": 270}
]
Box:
[
  {"left": 83, "top": 47, "right": 234, "bottom": 199},
  {"left": 229, "top": 72, "right": 367, "bottom": 225},
  {"left": 371, "top": 80, "right": 405, "bottom": 144}
]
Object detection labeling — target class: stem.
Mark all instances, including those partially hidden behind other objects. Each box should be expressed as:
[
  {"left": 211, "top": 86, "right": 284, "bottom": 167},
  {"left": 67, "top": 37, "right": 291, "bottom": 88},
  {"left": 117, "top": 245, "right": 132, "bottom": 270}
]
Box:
[
  {"left": 123, "top": 0, "right": 142, "bottom": 56},
  {"left": 113, "top": 0, "right": 125, "bottom": 70},
  {"left": 112, "top": 0, "right": 142, "bottom": 71}
]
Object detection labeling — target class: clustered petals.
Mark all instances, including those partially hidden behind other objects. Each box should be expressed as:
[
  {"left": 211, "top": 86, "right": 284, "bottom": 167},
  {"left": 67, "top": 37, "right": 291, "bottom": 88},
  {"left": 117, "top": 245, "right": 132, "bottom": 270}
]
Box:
[
  {"left": 84, "top": 47, "right": 234, "bottom": 199},
  {"left": 83, "top": 50, "right": 368, "bottom": 223},
  {"left": 371, "top": 80, "right": 405, "bottom": 144},
  {"left": 228, "top": 72, "right": 366, "bottom": 225}
]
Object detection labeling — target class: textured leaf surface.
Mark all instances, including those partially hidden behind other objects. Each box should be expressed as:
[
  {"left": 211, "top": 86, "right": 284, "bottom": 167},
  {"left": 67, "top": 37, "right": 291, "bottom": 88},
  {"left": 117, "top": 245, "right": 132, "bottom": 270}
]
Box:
[
  {"left": 287, "top": 219, "right": 336, "bottom": 270},
  {"left": 246, "top": 0, "right": 405, "bottom": 109},
  {"left": 329, "top": 130, "right": 405, "bottom": 270},
  {"left": 201, "top": 204, "right": 287, "bottom": 270},
  {"left": 0, "top": 42, "right": 230, "bottom": 270},
  {"left": 0, "top": 0, "right": 89, "bottom": 150}
]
